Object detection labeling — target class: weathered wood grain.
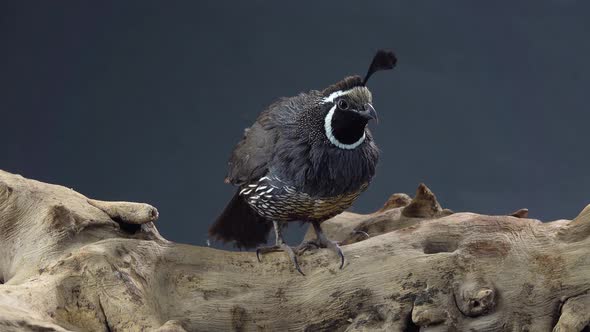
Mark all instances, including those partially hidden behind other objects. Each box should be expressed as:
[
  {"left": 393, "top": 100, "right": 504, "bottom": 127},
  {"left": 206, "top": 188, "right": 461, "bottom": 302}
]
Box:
[{"left": 0, "top": 170, "right": 588, "bottom": 332}]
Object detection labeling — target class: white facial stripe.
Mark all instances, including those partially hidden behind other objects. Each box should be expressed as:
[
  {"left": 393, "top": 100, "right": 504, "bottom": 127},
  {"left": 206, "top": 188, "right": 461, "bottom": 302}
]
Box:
[
  {"left": 324, "top": 104, "right": 366, "bottom": 150},
  {"left": 322, "top": 89, "right": 355, "bottom": 104}
]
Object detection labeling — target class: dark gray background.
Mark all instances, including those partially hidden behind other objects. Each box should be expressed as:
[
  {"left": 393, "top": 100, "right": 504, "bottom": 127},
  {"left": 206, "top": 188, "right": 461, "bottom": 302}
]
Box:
[{"left": 1, "top": 1, "right": 589, "bottom": 247}]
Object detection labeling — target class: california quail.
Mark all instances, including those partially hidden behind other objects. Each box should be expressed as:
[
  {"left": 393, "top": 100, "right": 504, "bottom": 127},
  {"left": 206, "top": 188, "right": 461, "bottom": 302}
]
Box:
[{"left": 209, "top": 50, "right": 397, "bottom": 275}]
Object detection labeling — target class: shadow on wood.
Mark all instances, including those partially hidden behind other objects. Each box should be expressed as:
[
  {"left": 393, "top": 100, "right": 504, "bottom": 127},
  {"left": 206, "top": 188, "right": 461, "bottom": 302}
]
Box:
[{"left": 0, "top": 170, "right": 589, "bottom": 331}]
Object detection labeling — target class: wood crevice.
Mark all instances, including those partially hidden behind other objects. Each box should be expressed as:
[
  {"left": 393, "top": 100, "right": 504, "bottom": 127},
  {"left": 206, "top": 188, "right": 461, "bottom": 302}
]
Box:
[{"left": 1, "top": 170, "right": 589, "bottom": 331}]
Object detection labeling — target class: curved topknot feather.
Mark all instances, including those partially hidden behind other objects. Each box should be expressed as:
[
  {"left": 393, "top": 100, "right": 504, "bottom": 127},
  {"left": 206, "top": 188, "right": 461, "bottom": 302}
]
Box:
[{"left": 363, "top": 50, "right": 397, "bottom": 85}]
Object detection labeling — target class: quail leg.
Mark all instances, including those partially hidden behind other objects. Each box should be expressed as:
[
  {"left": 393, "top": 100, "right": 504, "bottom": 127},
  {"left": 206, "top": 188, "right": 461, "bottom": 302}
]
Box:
[
  {"left": 256, "top": 220, "right": 305, "bottom": 276},
  {"left": 295, "top": 240, "right": 319, "bottom": 255},
  {"left": 297, "top": 221, "right": 345, "bottom": 269}
]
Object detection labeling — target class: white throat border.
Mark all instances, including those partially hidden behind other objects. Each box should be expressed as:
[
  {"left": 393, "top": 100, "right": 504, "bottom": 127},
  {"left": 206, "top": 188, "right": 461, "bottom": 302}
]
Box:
[{"left": 324, "top": 104, "right": 366, "bottom": 150}]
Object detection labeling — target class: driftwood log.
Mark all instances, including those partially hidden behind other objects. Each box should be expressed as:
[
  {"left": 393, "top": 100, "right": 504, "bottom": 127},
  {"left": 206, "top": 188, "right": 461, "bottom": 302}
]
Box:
[{"left": 1, "top": 170, "right": 589, "bottom": 332}]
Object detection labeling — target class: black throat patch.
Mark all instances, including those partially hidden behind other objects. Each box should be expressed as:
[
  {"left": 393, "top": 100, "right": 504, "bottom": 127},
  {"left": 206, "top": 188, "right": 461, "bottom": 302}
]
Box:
[{"left": 330, "top": 110, "right": 368, "bottom": 145}]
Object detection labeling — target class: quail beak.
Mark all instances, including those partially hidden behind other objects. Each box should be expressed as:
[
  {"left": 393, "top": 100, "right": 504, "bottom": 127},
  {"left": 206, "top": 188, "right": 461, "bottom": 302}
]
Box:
[{"left": 359, "top": 103, "right": 378, "bottom": 123}]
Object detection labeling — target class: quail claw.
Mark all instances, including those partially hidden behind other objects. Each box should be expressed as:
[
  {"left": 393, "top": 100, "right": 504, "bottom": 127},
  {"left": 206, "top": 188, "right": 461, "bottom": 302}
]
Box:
[
  {"left": 255, "top": 244, "right": 305, "bottom": 276},
  {"left": 353, "top": 230, "right": 370, "bottom": 239}
]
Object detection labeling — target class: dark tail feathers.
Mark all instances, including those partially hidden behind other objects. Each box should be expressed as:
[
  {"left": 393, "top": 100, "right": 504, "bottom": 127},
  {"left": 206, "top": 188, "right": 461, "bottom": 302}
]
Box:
[{"left": 209, "top": 190, "right": 271, "bottom": 249}]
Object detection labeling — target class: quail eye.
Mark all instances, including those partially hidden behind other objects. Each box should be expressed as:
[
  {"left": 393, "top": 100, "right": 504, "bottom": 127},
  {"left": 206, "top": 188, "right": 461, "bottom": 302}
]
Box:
[{"left": 337, "top": 99, "right": 349, "bottom": 110}]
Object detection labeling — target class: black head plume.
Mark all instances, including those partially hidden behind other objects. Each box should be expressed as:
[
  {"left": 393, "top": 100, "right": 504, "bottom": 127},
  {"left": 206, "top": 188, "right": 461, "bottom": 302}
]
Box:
[{"left": 362, "top": 49, "right": 397, "bottom": 85}]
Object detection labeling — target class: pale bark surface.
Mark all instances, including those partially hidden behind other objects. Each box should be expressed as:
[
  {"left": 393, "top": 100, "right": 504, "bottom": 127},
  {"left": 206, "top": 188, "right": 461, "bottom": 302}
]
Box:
[{"left": 0, "top": 169, "right": 589, "bottom": 332}]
